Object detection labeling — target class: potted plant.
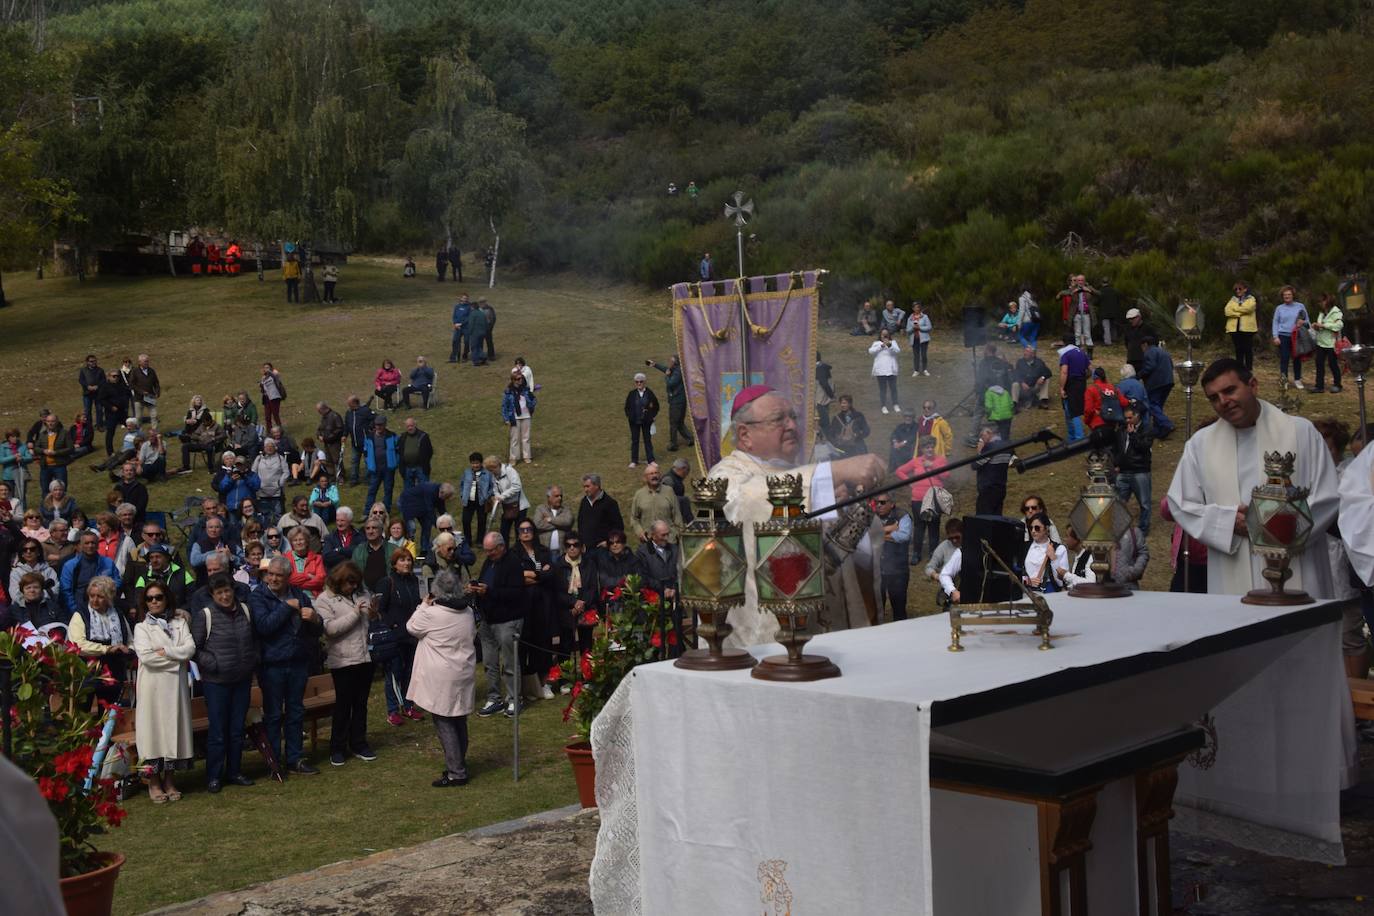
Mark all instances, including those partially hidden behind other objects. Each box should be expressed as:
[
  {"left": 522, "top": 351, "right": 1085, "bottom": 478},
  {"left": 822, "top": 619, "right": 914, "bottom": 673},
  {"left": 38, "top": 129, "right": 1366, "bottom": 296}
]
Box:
[
  {"left": 1, "top": 627, "right": 128, "bottom": 916},
  {"left": 550, "top": 574, "right": 676, "bottom": 809}
]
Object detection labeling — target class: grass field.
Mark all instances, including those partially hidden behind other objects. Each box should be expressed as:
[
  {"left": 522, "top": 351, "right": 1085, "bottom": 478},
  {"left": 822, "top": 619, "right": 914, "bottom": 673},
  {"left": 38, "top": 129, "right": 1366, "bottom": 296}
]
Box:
[{"left": 0, "top": 260, "right": 1360, "bottom": 912}]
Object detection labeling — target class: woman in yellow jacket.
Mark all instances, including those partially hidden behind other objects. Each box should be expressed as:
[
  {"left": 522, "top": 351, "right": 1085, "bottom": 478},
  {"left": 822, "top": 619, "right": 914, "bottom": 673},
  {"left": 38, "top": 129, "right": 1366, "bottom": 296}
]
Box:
[
  {"left": 1224, "top": 280, "right": 1258, "bottom": 370},
  {"left": 282, "top": 253, "right": 302, "bottom": 304}
]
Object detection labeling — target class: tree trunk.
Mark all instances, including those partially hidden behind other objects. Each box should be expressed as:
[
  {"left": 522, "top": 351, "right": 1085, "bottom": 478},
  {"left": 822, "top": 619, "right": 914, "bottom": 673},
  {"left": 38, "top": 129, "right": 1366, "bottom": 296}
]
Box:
[
  {"left": 488, "top": 217, "right": 499, "bottom": 289},
  {"left": 166, "top": 231, "right": 177, "bottom": 277},
  {"left": 0, "top": 265, "right": 7, "bottom": 308}
]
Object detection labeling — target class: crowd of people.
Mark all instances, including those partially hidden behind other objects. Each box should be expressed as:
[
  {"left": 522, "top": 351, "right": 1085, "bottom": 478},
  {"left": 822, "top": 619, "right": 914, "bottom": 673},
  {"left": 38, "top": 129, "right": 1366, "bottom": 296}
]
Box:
[
  {"left": 2, "top": 270, "right": 1366, "bottom": 808},
  {"left": 0, "top": 336, "right": 702, "bottom": 799}
]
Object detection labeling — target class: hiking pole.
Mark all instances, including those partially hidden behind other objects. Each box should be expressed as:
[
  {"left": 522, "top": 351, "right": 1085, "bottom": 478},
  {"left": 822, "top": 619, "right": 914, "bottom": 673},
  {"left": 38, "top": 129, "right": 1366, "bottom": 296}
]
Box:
[{"left": 512, "top": 644, "right": 520, "bottom": 782}]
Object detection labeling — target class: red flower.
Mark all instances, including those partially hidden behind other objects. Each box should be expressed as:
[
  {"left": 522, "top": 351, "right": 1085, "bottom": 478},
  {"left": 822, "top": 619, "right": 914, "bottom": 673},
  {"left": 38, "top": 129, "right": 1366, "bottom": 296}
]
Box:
[
  {"left": 611, "top": 584, "right": 625, "bottom": 599},
  {"left": 562, "top": 700, "right": 574, "bottom": 722},
  {"left": 38, "top": 776, "right": 69, "bottom": 803},
  {"left": 54, "top": 746, "right": 94, "bottom": 777},
  {"left": 650, "top": 631, "right": 662, "bottom": 648},
  {"left": 641, "top": 588, "right": 661, "bottom": 606},
  {"left": 580, "top": 610, "right": 599, "bottom": 626},
  {"left": 667, "top": 629, "right": 679, "bottom": 647},
  {"left": 547, "top": 665, "right": 562, "bottom": 682},
  {"left": 570, "top": 682, "right": 583, "bottom": 699},
  {"left": 580, "top": 653, "right": 593, "bottom": 680}
]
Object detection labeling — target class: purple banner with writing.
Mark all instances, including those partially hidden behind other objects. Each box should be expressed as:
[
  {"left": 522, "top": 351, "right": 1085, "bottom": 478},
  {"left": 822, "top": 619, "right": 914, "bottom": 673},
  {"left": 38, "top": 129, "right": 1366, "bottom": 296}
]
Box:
[{"left": 673, "top": 271, "right": 821, "bottom": 470}]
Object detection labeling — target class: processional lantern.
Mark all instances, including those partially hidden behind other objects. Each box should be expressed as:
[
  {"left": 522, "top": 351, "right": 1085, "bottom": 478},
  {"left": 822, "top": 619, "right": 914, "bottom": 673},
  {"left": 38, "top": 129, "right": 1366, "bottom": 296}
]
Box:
[
  {"left": 1067, "top": 451, "right": 1134, "bottom": 599},
  {"left": 1240, "top": 452, "right": 1315, "bottom": 606},
  {"left": 675, "top": 479, "right": 755, "bottom": 671},
  {"left": 1340, "top": 274, "right": 1373, "bottom": 432},
  {"left": 750, "top": 475, "right": 840, "bottom": 682}
]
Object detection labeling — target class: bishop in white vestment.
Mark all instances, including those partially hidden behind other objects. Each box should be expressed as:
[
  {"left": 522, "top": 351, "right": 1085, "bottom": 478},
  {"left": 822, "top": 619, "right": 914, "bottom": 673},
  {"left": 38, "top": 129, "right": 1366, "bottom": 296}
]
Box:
[{"left": 707, "top": 386, "right": 886, "bottom": 647}]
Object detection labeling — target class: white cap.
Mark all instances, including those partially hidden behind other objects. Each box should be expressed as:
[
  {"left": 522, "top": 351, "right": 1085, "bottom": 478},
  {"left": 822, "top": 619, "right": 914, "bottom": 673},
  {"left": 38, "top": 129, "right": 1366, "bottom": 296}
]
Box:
[{"left": 1125, "top": 307, "right": 1141, "bottom": 319}]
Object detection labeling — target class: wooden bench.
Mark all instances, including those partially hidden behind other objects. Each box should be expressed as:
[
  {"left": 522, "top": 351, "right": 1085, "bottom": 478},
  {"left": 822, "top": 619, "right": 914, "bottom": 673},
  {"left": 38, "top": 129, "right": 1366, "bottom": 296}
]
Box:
[
  {"left": 1350, "top": 677, "right": 1374, "bottom": 721},
  {"left": 111, "top": 680, "right": 341, "bottom": 755}
]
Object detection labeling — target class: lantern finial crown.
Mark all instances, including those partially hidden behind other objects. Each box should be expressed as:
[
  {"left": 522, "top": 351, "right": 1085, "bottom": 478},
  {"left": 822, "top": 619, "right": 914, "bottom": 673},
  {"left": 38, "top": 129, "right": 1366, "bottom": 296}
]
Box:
[
  {"left": 691, "top": 477, "right": 730, "bottom": 508},
  {"left": 765, "top": 474, "right": 805, "bottom": 504},
  {"left": 1262, "top": 451, "right": 1296, "bottom": 480}
]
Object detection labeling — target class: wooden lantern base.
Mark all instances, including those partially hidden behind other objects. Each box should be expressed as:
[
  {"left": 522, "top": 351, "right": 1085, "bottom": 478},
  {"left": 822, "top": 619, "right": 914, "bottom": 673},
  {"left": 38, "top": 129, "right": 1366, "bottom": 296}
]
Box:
[
  {"left": 674, "top": 648, "right": 758, "bottom": 671},
  {"left": 751, "top": 653, "right": 841, "bottom": 682},
  {"left": 1068, "top": 581, "right": 1132, "bottom": 599},
  {"left": 1241, "top": 587, "right": 1313, "bottom": 606}
]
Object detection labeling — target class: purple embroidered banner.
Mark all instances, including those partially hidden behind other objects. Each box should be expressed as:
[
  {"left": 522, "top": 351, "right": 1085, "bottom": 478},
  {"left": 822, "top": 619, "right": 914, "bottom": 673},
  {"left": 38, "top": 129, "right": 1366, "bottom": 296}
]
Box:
[{"left": 673, "top": 271, "right": 821, "bottom": 470}]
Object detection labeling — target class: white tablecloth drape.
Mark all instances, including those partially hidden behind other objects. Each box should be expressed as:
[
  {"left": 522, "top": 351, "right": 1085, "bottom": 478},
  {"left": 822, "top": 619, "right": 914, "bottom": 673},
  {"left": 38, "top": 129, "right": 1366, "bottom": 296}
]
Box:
[{"left": 590, "top": 594, "right": 1353, "bottom": 914}]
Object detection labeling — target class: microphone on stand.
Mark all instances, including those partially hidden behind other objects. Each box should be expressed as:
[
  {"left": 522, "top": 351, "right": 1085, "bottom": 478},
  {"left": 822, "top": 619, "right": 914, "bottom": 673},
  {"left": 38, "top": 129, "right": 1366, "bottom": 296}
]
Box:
[{"left": 1012, "top": 425, "right": 1116, "bottom": 474}]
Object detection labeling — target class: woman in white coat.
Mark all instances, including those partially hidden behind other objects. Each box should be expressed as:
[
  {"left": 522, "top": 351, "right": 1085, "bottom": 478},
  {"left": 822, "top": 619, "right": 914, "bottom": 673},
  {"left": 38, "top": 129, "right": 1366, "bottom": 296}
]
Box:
[
  {"left": 868, "top": 328, "right": 902, "bottom": 415},
  {"left": 132, "top": 585, "right": 196, "bottom": 803},
  {"left": 407, "top": 570, "right": 476, "bottom": 788}
]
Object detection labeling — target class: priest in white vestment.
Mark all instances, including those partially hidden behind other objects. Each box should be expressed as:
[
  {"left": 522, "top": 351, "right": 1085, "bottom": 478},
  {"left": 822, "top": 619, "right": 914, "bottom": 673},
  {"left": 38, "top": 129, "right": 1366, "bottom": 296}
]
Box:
[
  {"left": 1167, "top": 358, "right": 1356, "bottom": 861},
  {"left": 1166, "top": 362, "right": 1339, "bottom": 597},
  {"left": 707, "top": 385, "right": 886, "bottom": 647}
]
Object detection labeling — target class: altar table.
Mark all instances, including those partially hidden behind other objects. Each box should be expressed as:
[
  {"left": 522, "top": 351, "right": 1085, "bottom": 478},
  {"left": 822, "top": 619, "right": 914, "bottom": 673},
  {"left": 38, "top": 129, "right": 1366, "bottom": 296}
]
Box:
[{"left": 588, "top": 593, "right": 1353, "bottom": 915}]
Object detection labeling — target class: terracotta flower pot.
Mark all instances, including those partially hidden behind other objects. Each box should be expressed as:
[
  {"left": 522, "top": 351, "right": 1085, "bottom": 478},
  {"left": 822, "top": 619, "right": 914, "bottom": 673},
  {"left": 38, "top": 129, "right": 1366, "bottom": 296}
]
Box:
[
  {"left": 60, "top": 852, "right": 125, "bottom": 916},
  {"left": 564, "top": 740, "right": 597, "bottom": 809}
]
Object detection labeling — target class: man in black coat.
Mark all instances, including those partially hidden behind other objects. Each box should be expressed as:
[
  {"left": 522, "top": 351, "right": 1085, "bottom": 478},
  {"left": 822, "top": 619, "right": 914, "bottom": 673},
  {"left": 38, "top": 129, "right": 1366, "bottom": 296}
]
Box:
[
  {"left": 634, "top": 520, "right": 679, "bottom": 597},
  {"left": 624, "top": 373, "right": 660, "bottom": 468},
  {"left": 471, "top": 533, "right": 528, "bottom": 718},
  {"left": 577, "top": 474, "right": 624, "bottom": 549},
  {"left": 343, "top": 396, "right": 375, "bottom": 486},
  {"left": 114, "top": 460, "right": 149, "bottom": 531}
]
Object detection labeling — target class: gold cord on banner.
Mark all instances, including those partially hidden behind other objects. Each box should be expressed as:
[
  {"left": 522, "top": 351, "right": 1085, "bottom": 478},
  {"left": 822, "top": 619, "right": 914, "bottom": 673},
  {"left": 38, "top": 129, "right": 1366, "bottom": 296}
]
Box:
[
  {"left": 742, "top": 272, "right": 800, "bottom": 338},
  {"left": 695, "top": 285, "right": 732, "bottom": 341}
]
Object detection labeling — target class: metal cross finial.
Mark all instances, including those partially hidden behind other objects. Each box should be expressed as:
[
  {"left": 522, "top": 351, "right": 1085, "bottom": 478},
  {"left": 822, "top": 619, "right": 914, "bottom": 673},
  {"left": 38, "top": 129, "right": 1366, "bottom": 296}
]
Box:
[{"left": 724, "top": 190, "right": 754, "bottom": 228}]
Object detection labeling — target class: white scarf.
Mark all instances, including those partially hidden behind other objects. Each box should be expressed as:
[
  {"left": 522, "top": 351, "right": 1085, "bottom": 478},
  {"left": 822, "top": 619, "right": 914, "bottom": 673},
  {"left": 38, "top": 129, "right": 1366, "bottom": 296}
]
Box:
[
  {"left": 87, "top": 604, "right": 123, "bottom": 644},
  {"left": 1201, "top": 400, "right": 1297, "bottom": 509}
]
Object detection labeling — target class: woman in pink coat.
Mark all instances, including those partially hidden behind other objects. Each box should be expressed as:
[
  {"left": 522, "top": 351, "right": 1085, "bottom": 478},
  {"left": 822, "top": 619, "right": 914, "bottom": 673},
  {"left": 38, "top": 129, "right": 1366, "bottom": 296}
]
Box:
[
  {"left": 407, "top": 570, "right": 476, "bottom": 787},
  {"left": 373, "top": 360, "right": 402, "bottom": 410}
]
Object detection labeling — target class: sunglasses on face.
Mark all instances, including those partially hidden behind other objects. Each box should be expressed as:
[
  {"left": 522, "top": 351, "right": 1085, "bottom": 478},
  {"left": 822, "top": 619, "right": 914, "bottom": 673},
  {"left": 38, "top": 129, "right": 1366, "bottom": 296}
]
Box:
[
  {"left": 566, "top": 542, "right": 582, "bottom": 550},
  {"left": 1022, "top": 505, "right": 1040, "bottom": 513},
  {"left": 437, "top": 526, "right": 453, "bottom": 532},
  {"left": 1030, "top": 525, "right": 1046, "bottom": 532},
  {"left": 608, "top": 540, "right": 625, "bottom": 546},
  {"left": 146, "top": 594, "right": 167, "bottom": 603}
]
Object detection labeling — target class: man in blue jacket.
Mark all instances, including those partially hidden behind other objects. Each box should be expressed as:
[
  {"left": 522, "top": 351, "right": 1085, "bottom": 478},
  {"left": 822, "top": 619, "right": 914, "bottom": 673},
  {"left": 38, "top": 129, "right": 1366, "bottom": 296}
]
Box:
[
  {"left": 448, "top": 296, "right": 472, "bottom": 363},
  {"left": 61, "top": 529, "right": 121, "bottom": 611},
  {"left": 1138, "top": 336, "right": 1177, "bottom": 439},
  {"left": 402, "top": 357, "right": 436, "bottom": 410},
  {"left": 250, "top": 557, "right": 321, "bottom": 776},
  {"left": 364, "top": 414, "right": 400, "bottom": 511},
  {"left": 400, "top": 480, "right": 453, "bottom": 560},
  {"left": 458, "top": 452, "right": 493, "bottom": 547},
  {"left": 213, "top": 457, "right": 261, "bottom": 511}
]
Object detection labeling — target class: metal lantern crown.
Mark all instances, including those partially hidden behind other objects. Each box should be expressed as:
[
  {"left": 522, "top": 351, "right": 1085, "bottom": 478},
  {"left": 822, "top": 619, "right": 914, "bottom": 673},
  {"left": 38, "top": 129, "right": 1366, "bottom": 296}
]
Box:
[
  {"left": 1245, "top": 452, "right": 1313, "bottom": 557},
  {"left": 679, "top": 478, "right": 747, "bottom": 608}
]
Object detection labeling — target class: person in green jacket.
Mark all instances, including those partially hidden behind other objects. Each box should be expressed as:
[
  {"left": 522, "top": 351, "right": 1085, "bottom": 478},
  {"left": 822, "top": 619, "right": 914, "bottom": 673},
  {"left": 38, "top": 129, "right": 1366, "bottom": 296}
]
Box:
[
  {"left": 647, "top": 356, "right": 695, "bottom": 451},
  {"left": 1311, "top": 292, "right": 1344, "bottom": 393},
  {"left": 984, "top": 384, "right": 1014, "bottom": 440}
]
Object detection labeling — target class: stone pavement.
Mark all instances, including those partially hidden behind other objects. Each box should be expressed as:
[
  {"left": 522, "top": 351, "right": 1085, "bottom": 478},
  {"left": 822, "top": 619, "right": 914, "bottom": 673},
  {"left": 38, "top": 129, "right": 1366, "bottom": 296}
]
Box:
[
  {"left": 156, "top": 747, "right": 1374, "bottom": 915},
  {"left": 152, "top": 806, "right": 596, "bottom": 916}
]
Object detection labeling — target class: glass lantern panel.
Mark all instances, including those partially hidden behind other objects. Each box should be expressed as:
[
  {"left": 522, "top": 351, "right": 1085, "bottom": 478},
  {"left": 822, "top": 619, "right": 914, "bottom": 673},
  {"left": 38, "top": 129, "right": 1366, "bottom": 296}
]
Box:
[
  {"left": 682, "top": 536, "right": 745, "bottom": 599},
  {"left": 756, "top": 532, "right": 822, "bottom": 600}
]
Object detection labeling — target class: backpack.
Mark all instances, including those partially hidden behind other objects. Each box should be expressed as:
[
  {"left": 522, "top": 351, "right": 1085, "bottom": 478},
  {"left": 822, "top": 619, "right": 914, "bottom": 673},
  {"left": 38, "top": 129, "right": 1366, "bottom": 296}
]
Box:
[
  {"left": 1097, "top": 387, "right": 1125, "bottom": 424},
  {"left": 1028, "top": 300, "right": 1042, "bottom": 323}
]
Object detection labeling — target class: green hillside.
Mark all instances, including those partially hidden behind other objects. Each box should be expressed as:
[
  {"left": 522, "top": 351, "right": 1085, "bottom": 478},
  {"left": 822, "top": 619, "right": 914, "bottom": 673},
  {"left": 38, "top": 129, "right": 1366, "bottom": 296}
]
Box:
[{"left": 4, "top": 0, "right": 1372, "bottom": 329}]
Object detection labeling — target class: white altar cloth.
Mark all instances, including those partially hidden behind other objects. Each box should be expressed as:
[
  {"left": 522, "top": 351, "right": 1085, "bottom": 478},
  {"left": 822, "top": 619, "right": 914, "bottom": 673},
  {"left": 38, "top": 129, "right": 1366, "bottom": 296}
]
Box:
[{"left": 589, "top": 593, "right": 1352, "bottom": 915}]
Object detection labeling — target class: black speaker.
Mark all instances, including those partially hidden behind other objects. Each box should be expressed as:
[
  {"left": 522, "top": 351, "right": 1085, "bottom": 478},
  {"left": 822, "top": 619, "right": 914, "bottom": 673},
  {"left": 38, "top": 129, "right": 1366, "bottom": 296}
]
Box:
[
  {"left": 961, "top": 307, "right": 987, "bottom": 349},
  {"left": 958, "top": 515, "right": 1025, "bottom": 604}
]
